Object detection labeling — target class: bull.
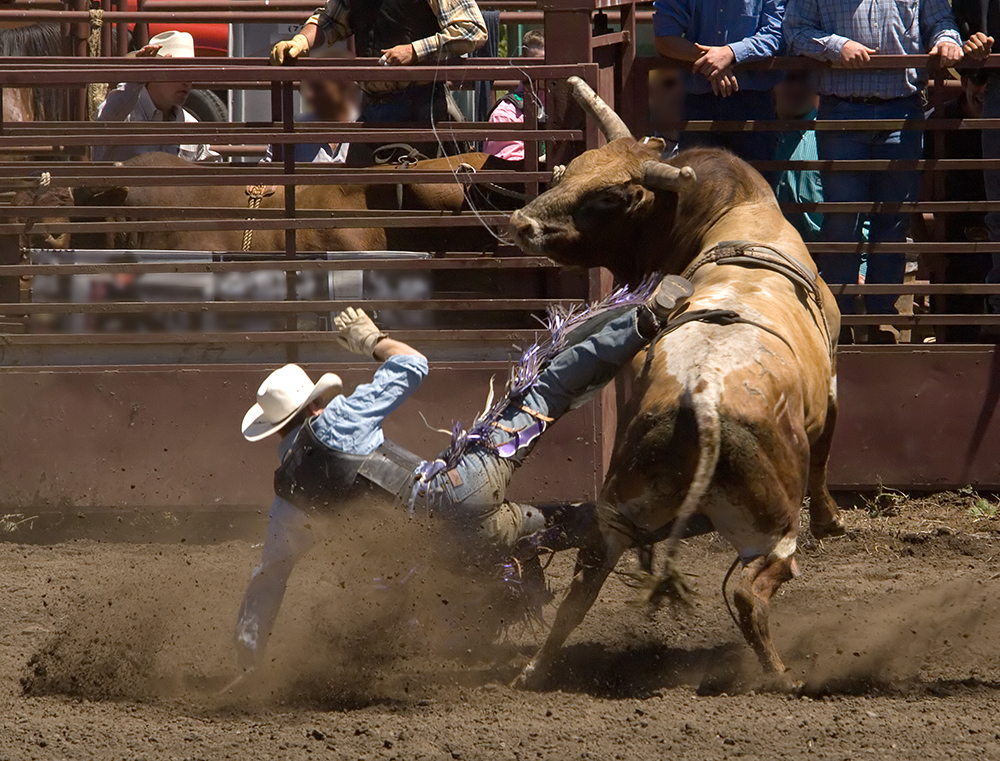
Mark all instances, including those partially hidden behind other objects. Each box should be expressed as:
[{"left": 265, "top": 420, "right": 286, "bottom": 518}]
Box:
[
  {"left": 510, "top": 77, "right": 844, "bottom": 691},
  {"left": 12, "top": 150, "right": 521, "bottom": 254}
]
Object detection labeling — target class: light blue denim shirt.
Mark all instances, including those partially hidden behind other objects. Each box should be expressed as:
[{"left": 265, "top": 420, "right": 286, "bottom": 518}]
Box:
[
  {"left": 310, "top": 354, "right": 429, "bottom": 455},
  {"left": 784, "top": 0, "right": 961, "bottom": 99},
  {"left": 653, "top": 0, "right": 786, "bottom": 93}
]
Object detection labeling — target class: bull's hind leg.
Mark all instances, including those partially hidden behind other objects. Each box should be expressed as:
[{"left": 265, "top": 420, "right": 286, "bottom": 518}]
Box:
[
  {"left": 807, "top": 400, "right": 845, "bottom": 539},
  {"left": 732, "top": 547, "right": 799, "bottom": 688},
  {"left": 512, "top": 523, "right": 631, "bottom": 690}
]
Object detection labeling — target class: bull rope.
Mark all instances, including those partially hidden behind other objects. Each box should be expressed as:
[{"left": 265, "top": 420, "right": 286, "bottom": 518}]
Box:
[
  {"left": 242, "top": 185, "right": 268, "bottom": 251},
  {"left": 86, "top": 8, "right": 107, "bottom": 122}
]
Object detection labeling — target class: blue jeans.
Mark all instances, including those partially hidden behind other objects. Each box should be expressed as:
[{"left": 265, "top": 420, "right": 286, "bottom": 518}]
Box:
[
  {"left": 982, "top": 76, "right": 1000, "bottom": 313},
  {"left": 420, "top": 307, "right": 648, "bottom": 535},
  {"left": 681, "top": 90, "right": 777, "bottom": 168},
  {"left": 816, "top": 95, "right": 923, "bottom": 315},
  {"left": 351, "top": 84, "right": 451, "bottom": 162}
]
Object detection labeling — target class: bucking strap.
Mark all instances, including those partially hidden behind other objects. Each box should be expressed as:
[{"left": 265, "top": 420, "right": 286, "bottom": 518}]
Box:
[
  {"left": 644, "top": 307, "right": 795, "bottom": 370},
  {"left": 682, "top": 240, "right": 834, "bottom": 360}
]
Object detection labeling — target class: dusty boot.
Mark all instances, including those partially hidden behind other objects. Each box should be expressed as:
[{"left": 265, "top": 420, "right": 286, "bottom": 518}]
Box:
[{"left": 512, "top": 502, "right": 597, "bottom": 560}]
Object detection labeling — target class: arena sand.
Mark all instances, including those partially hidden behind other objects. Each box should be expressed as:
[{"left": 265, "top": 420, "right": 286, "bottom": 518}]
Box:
[{"left": 2, "top": 493, "right": 1000, "bottom": 760}]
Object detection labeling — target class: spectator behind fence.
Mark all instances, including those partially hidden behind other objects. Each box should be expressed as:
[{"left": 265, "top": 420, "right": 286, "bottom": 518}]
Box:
[
  {"left": 93, "top": 31, "right": 218, "bottom": 163},
  {"left": 483, "top": 31, "right": 544, "bottom": 162},
  {"left": 647, "top": 68, "right": 685, "bottom": 159},
  {"left": 784, "top": 0, "right": 964, "bottom": 344},
  {"left": 773, "top": 70, "right": 823, "bottom": 243},
  {"left": 922, "top": 68, "right": 990, "bottom": 342},
  {"left": 269, "top": 0, "right": 487, "bottom": 162},
  {"left": 653, "top": 0, "right": 785, "bottom": 164},
  {"left": 264, "top": 77, "right": 362, "bottom": 164},
  {"left": 954, "top": 0, "right": 1000, "bottom": 324}
]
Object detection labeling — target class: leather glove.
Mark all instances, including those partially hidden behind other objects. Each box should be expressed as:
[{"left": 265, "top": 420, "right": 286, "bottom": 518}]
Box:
[
  {"left": 334, "top": 307, "right": 387, "bottom": 357},
  {"left": 270, "top": 34, "right": 310, "bottom": 65}
]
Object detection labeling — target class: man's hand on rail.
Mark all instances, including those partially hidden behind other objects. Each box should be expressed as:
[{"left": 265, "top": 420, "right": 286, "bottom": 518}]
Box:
[
  {"left": 839, "top": 40, "right": 876, "bottom": 69},
  {"left": 692, "top": 44, "right": 736, "bottom": 80},
  {"left": 708, "top": 68, "right": 739, "bottom": 98},
  {"left": 270, "top": 33, "right": 310, "bottom": 66},
  {"left": 133, "top": 44, "right": 161, "bottom": 58},
  {"left": 929, "top": 40, "right": 964, "bottom": 68},
  {"left": 380, "top": 44, "right": 416, "bottom": 66},
  {"left": 963, "top": 32, "right": 994, "bottom": 62}
]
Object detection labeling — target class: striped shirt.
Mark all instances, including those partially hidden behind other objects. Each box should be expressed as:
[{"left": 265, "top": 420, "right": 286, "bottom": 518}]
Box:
[
  {"left": 311, "top": 0, "right": 486, "bottom": 92},
  {"left": 784, "top": 0, "right": 962, "bottom": 99}
]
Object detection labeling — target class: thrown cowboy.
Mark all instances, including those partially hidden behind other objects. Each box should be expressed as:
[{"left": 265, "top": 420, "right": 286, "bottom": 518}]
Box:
[
  {"left": 233, "top": 277, "right": 692, "bottom": 674},
  {"left": 269, "top": 0, "right": 487, "bottom": 161}
]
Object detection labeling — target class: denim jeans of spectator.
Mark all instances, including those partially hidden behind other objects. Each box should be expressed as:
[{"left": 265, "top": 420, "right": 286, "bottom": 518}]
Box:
[
  {"left": 347, "top": 84, "right": 451, "bottom": 162},
  {"left": 816, "top": 95, "right": 923, "bottom": 315},
  {"left": 681, "top": 90, "right": 777, "bottom": 170},
  {"left": 983, "top": 75, "right": 1000, "bottom": 314},
  {"left": 419, "top": 308, "right": 648, "bottom": 554}
]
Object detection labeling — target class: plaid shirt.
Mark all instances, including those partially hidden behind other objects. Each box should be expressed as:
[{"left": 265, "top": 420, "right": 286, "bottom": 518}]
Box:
[
  {"left": 784, "top": 0, "right": 961, "bottom": 99},
  {"left": 311, "top": 0, "right": 486, "bottom": 83}
]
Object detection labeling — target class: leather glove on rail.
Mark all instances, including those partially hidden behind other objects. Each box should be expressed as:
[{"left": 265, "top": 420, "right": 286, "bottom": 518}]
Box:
[
  {"left": 270, "top": 34, "right": 310, "bottom": 65},
  {"left": 334, "top": 307, "right": 388, "bottom": 357}
]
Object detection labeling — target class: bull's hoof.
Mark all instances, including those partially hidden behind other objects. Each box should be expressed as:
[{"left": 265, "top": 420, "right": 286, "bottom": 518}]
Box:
[
  {"left": 758, "top": 671, "right": 802, "bottom": 695},
  {"left": 810, "top": 514, "right": 847, "bottom": 539},
  {"left": 511, "top": 662, "right": 548, "bottom": 691}
]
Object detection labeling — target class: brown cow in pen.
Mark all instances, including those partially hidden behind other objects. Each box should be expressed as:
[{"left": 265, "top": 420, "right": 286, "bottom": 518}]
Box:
[{"left": 510, "top": 77, "right": 844, "bottom": 691}]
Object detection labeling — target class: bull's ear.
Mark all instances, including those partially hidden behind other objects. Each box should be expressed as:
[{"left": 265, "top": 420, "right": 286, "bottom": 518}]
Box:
[
  {"left": 72, "top": 185, "right": 129, "bottom": 207},
  {"left": 640, "top": 136, "right": 667, "bottom": 153}
]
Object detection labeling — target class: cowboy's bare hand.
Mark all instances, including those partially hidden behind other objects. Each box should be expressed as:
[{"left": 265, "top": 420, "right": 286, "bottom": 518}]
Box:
[
  {"left": 334, "top": 306, "right": 388, "bottom": 357},
  {"left": 270, "top": 34, "right": 310, "bottom": 65},
  {"left": 380, "top": 44, "right": 416, "bottom": 66},
  {"left": 840, "top": 40, "right": 876, "bottom": 68},
  {"left": 929, "top": 40, "right": 964, "bottom": 67},
  {"left": 709, "top": 68, "right": 739, "bottom": 97},
  {"left": 134, "top": 44, "right": 162, "bottom": 57},
  {"left": 964, "top": 32, "right": 994, "bottom": 61},
  {"left": 693, "top": 44, "right": 736, "bottom": 79}
]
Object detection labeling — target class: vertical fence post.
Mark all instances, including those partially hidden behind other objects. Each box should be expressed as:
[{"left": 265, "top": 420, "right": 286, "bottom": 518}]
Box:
[
  {"left": 115, "top": 0, "right": 129, "bottom": 57},
  {"left": 282, "top": 76, "right": 299, "bottom": 362},
  {"left": 100, "top": 0, "right": 113, "bottom": 58},
  {"left": 522, "top": 71, "right": 539, "bottom": 200},
  {"left": 135, "top": 0, "right": 149, "bottom": 48}
]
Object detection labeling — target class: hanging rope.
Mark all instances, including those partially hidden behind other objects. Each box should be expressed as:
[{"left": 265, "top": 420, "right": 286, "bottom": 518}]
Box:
[
  {"left": 86, "top": 8, "right": 108, "bottom": 121},
  {"left": 243, "top": 185, "right": 267, "bottom": 251}
]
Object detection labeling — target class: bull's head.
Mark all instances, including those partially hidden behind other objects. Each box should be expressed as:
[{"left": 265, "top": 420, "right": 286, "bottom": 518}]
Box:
[{"left": 511, "top": 77, "right": 706, "bottom": 283}]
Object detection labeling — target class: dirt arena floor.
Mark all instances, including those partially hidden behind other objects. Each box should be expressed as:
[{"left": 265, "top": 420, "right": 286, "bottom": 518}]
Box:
[{"left": 2, "top": 492, "right": 1000, "bottom": 761}]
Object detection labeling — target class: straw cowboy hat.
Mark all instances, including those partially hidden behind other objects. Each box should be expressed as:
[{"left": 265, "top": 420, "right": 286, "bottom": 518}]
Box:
[
  {"left": 128, "top": 30, "right": 196, "bottom": 58},
  {"left": 241, "top": 364, "right": 342, "bottom": 442}
]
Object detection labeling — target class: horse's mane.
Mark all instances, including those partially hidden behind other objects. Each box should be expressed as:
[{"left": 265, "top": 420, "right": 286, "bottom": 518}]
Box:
[{"left": 0, "top": 23, "right": 70, "bottom": 121}]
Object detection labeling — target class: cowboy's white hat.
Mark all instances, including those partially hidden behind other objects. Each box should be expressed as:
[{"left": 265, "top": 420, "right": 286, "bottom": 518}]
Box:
[
  {"left": 241, "top": 364, "right": 342, "bottom": 442},
  {"left": 148, "top": 30, "right": 196, "bottom": 58}
]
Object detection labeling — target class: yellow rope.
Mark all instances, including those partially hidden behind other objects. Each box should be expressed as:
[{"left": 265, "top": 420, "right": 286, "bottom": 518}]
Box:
[
  {"left": 243, "top": 186, "right": 267, "bottom": 251},
  {"left": 86, "top": 8, "right": 107, "bottom": 122}
]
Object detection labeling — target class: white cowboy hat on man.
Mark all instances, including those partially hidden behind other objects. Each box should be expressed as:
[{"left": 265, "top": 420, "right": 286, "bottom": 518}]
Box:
[
  {"left": 241, "top": 364, "right": 342, "bottom": 442},
  {"left": 135, "top": 30, "right": 196, "bottom": 58}
]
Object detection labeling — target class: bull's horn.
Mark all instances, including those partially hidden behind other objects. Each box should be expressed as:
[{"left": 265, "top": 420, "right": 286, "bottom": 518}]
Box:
[
  {"left": 640, "top": 160, "right": 697, "bottom": 192},
  {"left": 566, "top": 75, "right": 633, "bottom": 142}
]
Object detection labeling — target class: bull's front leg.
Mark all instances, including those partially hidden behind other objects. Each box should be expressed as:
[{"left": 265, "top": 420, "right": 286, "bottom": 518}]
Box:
[
  {"left": 807, "top": 399, "right": 846, "bottom": 539},
  {"left": 512, "top": 525, "right": 629, "bottom": 690}
]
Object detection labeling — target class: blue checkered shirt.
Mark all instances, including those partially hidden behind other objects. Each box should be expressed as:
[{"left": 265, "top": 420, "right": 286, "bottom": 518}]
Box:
[
  {"left": 653, "top": 0, "right": 786, "bottom": 93},
  {"left": 784, "top": 0, "right": 961, "bottom": 99}
]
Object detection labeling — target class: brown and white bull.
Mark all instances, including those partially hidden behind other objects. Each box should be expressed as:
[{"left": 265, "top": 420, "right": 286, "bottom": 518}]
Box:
[{"left": 510, "top": 77, "right": 844, "bottom": 690}]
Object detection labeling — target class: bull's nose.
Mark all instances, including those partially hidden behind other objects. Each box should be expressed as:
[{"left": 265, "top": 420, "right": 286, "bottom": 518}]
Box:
[{"left": 510, "top": 208, "right": 540, "bottom": 242}]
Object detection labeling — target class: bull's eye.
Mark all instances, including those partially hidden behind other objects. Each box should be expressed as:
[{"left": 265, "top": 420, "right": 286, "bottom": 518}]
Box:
[{"left": 573, "top": 185, "right": 632, "bottom": 225}]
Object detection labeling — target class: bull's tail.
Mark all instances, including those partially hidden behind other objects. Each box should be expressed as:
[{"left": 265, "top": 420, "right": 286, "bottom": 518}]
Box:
[{"left": 639, "top": 387, "right": 722, "bottom": 608}]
